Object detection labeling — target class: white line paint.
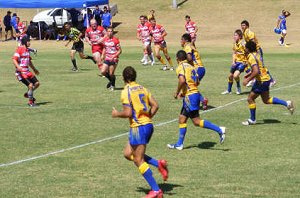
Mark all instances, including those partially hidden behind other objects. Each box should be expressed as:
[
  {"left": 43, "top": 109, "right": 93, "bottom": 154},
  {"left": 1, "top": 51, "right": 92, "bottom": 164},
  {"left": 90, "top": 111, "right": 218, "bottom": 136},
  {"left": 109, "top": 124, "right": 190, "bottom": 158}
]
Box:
[{"left": 1, "top": 82, "right": 299, "bottom": 168}]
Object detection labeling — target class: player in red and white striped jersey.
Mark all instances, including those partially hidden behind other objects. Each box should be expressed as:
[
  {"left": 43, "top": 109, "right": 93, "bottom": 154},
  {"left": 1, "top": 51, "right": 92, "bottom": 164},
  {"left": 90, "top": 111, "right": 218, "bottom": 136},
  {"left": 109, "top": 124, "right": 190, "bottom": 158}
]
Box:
[
  {"left": 85, "top": 19, "right": 106, "bottom": 74},
  {"left": 137, "top": 15, "right": 155, "bottom": 66},
  {"left": 12, "top": 36, "right": 40, "bottom": 107},
  {"left": 101, "top": 27, "right": 122, "bottom": 91},
  {"left": 185, "top": 15, "right": 198, "bottom": 47}
]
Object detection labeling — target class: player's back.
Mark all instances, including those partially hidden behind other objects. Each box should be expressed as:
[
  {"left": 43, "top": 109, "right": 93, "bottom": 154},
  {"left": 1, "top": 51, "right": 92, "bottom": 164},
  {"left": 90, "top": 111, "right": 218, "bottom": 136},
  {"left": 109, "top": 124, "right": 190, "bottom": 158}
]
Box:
[
  {"left": 183, "top": 43, "right": 203, "bottom": 67},
  {"left": 176, "top": 61, "right": 199, "bottom": 96},
  {"left": 122, "top": 82, "right": 152, "bottom": 127}
]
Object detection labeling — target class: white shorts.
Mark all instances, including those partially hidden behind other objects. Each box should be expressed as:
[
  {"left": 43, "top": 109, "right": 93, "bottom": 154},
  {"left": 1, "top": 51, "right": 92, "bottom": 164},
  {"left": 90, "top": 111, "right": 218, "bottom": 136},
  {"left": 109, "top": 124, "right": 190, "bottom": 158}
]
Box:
[{"left": 281, "top": 29, "right": 287, "bottom": 34}]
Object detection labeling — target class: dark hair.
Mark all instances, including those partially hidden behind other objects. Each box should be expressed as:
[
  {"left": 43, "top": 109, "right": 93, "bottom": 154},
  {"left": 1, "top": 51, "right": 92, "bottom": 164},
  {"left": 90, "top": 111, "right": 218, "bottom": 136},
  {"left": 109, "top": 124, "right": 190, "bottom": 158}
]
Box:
[
  {"left": 13, "top": 13, "right": 17, "bottom": 16},
  {"left": 185, "top": 15, "right": 190, "bottom": 19},
  {"left": 123, "top": 66, "right": 137, "bottom": 83},
  {"left": 149, "top": 17, "right": 155, "bottom": 22},
  {"left": 234, "top": 29, "right": 243, "bottom": 38},
  {"left": 64, "top": 22, "right": 71, "bottom": 26},
  {"left": 241, "top": 20, "right": 249, "bottom": 27},
  {"left": 245, "top": 41, "right": 257, "bottom": 53},
  {"left": 176, "top": 50, "right": 187, "bottom": 61},
  {"left": 21, "top": 36, "right": 30, "bottom": 45},
  {"left": 182, "top": 33, "right": 191, "bottom": 42}
]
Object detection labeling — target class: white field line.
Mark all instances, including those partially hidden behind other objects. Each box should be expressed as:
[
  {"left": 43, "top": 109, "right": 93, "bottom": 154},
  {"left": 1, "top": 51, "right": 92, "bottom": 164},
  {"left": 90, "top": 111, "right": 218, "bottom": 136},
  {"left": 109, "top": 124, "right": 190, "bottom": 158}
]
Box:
[{"left": 1, "top": 82, "right": 299, "bottom": 168}]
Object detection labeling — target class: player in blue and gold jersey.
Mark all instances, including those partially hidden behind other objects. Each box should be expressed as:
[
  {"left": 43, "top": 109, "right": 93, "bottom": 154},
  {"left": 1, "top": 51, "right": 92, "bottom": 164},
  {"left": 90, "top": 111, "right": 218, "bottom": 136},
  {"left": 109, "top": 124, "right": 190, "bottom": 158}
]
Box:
[
  {"left": 242, "top": 41, "right": 295, "bottom": 125},
  {"left": 167, "top": 50, "right": 226, "bottom": 150},
  {"left": 241, "top": 20, "right": 276, "bottom": 87},
  {"left": 112, "top": 66, "right": 168, "bottom": 198},
  {"left": 222, "top": 29, "right": 246, "bottom": 95},
  {"left": 181, "top": 33, "right": 208, "bottom": 110}
]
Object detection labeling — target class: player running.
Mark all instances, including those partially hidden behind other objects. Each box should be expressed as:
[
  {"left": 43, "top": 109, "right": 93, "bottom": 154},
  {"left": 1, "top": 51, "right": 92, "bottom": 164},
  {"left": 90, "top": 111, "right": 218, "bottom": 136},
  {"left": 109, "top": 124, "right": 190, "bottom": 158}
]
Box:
[
  {"left": 181, "top": 33, "right": 208, "bottom": 110},
  {"left": 185, "top": 15, "right": 198, "bottom": 47},
  {"left": 13, "top": 36, "right": 40, "bottom": 107},
  {"left": 64, "top": 22, "right": 95, "bottom": 71},
  {"left": 241, "top": 20, "right": 276, "bottom": 87},
  {"left": 85, "top": 19, "right": 106, "bottom": 75},
  {"left": 149, "top": 18, "right": 173, "bottom": 71},
  {"left": 112, "top": 66, "right": 168, "bottom": 198},
  {"left": 275, "top": 10, "right": 291, "bottom": 46},
  {"left": 137, "top": 15, "right": 155, "bottom": 66},
  {"left": 101, "top": 27, "right": 122, "bottom": 91},
  {"left": 242, "top": 41, "right": 294, "bottom": 125},
  {"left": 222, "top": 29, "right": 246, "bottom": 95},
  {"left": 167, "top": 50, "right": 226, "bottom": 150}
]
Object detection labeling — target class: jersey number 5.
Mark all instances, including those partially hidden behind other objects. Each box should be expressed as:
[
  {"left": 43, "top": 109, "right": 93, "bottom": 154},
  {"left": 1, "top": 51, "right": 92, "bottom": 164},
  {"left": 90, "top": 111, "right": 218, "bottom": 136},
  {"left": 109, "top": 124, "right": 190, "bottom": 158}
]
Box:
[{"left": 138, "top": 94, "right": 147, "bottom": 111}]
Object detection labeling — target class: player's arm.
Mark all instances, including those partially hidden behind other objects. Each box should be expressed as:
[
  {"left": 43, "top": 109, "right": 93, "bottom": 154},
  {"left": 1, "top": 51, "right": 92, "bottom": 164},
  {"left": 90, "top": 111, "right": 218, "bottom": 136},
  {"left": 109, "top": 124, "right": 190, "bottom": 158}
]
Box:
[
  {"left": 161, "top": 30, "right": 167, "bottom": 39},
  {"left": 65, "top": 38, "right": 71, "bottom": 47},
  {"left": 194, "top": 24, "right": 198, "bottom": 34},
  {"left": 243, "top": 64, "right": 258, "bottom": 86},
  {"left": 112, "top": 105, "right": 132, "bottom": 118},
  {"left": 29, "top": 60, "right": 39, "bottom": 75},
  {"left": 136, "top": 30, "right": 141, "bottom": 40},
  {"left": 232, "top": 50, "right": 236, "bottom": 65},
  {"left": 112, "top": 43, "right": 122, "bottom": 58},
  {"left": 276, "top": 17, "right": 281, "bottom": 28},
  {"left": 12, "top": 58, "right": 23, "bottom": 72},
  {"left": 101, "top": 47, "right": 106, "bottom": 61},
  {"left": 174, "top": 75, "right": 185, "bottom": 99},
  {"left": 148, "top": 96, "right": 159, "bottom": 118},
  {"left": 85, "top": 32, "right": 92, "bottom": 46}
]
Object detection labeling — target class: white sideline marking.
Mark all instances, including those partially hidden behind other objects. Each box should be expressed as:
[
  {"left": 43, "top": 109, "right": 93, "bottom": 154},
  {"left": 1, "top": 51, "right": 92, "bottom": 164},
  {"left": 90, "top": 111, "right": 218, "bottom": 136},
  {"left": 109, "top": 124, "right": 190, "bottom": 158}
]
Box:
[{"left": 1, "top": 82, "right": 299, "bottom": 168}]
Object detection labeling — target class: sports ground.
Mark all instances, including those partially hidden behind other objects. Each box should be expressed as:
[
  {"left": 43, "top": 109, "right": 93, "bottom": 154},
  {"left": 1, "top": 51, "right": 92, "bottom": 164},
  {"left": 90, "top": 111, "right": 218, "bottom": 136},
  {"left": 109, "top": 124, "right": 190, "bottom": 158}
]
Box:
[{"left": 0, "top": 0, "right": 299, "bottom": 197}]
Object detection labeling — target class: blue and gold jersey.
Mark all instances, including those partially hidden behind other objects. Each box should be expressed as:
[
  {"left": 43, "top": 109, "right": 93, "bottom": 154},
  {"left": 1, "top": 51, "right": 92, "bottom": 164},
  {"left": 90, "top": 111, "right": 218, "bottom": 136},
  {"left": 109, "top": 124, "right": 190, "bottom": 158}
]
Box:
[
  {"left": 233, "top": 40, "right": 246, "bottom": 63},
  {"left": 121, "top": 82, "right": 152, "bottom": 128},
  {"left": 176, "top": 60, "right": 199, "bottom": 96},
  {"left": 247, "top": 52, "right": 270, "bottom": 82},
  {"left": 66, "top": 27, "right": 81, "bottom": 42},
  {"left": 183, "top": 43, "right": 203, "bottom": 67},
  {"left": 243, "top": 28, "right": 261, "bottom": 50}
]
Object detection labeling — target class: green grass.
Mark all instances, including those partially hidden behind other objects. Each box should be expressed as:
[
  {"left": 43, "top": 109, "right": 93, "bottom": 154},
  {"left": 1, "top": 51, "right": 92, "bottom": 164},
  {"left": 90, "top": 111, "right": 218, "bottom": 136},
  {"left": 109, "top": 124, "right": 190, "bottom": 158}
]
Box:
[{"left": 0, "top": 40, "right": 299, "bottom": 197}]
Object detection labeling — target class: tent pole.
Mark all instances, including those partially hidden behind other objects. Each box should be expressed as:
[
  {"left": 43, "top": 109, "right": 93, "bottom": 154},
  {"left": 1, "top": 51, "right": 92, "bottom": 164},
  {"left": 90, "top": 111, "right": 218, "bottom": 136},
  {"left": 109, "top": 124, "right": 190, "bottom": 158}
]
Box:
[{"left": 38, "top": 22, "right": 41, "bottom": 40}]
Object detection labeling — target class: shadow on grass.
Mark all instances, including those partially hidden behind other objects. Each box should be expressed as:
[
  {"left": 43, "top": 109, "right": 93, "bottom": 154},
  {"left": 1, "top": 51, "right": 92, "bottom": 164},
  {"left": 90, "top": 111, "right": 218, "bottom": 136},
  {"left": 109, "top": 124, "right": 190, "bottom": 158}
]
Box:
[
  {"left": 239, "top": 91, "right": 251, "bottom": 95},
  {"left": 136, "top": 183, "right": 183, "bottom": 195},
  {"left": 200, "top": 105, "right": 216, "bottom": 111},
  {"left": 36, "top": 101, "right": 52, "bottom": 106},
  {"left": 256, "top": 119, "right": 281, "bottom": 125},
  {"left": 185, "top": 141, "right": 230, "bottom": 151},
  {"left": 177, "top": 0, "right": 189, "bottom": 7},
  {"left": 113, "top": 87, "right": 124, "bottom": 91}
]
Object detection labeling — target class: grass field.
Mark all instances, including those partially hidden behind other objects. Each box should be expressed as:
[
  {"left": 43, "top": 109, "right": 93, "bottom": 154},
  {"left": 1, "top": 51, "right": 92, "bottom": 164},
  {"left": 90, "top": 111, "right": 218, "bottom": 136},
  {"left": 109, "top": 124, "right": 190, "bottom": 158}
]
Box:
[{"left": 1, "top": 0, "right": 300, "bottom": 197}]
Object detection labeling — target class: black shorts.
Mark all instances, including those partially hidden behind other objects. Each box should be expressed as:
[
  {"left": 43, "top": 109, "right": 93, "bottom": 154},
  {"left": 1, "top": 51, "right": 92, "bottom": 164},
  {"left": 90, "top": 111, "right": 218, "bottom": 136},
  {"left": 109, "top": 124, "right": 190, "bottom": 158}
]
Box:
[
  {"left": 71, "top": 40, "right": 84, "bottom": 52},
  {"left": 180, "top": 107, "right": 199, "bottom": 119},
  {"left": 104, "top": 60, "right": 117, "bottom": 66},
  {"left": 5, "top": 26, "right": 12, "bottom": 32},
  {"left": 20, "top": 76, "right": 38, "bottom": 86}
]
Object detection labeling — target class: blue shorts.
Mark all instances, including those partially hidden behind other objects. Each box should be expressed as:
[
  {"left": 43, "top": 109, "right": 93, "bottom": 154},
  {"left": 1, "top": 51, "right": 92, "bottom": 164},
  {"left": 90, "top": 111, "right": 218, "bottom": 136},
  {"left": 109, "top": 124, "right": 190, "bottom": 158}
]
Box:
[
  {"left": 196, "top": 67, "right": 206, "bottom": 81},
  {"left": 183, "top": 92, "right": 201, "bottom": 112},
  {"left": 251, "top": 80, "right": 271, "bottom": 94},
  {"left": 230, "top": 62, "right": 246, "bottom": 73},
  {"left": 129, "top": 123, "right": 153, "bottom": 145},
  {"left": 104, "top": 60, "right": 117, "bottom": 66}
]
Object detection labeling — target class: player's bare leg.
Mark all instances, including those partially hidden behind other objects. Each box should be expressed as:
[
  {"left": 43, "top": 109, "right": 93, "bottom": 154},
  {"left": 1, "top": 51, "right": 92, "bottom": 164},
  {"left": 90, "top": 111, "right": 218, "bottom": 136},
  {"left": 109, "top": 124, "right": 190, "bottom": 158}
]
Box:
[
  {"left": 162, "top": 47, "right": 173, "bottom": 70},
  {"left": 154, "top": 45, "right": 167, "bottom": 70},
  {"left": 79, "top": 52, "right": 96, "bottom": 64},
  {"left": 92, "top": 52, "right": 102, "bottom": 74},
  {"left": 233, "top": 70, "right": 241, "bottom": 94},
  {"left": 70, "top": 50, "right": 78, "bottom": 71}
]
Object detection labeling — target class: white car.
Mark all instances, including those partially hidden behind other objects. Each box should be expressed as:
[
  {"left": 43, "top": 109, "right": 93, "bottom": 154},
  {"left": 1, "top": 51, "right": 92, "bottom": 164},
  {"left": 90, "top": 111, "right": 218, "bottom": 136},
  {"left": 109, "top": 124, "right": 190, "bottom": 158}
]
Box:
[{"left": 33, "top": 4, "right": 118, "bottom": 28}]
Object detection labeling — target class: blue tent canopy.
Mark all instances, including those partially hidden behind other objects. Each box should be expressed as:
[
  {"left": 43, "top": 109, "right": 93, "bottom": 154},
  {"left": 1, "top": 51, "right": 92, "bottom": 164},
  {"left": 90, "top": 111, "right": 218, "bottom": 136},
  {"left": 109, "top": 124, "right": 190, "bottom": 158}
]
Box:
[{"left": 0, "top": 0, "right": 109, "bottom": 8}]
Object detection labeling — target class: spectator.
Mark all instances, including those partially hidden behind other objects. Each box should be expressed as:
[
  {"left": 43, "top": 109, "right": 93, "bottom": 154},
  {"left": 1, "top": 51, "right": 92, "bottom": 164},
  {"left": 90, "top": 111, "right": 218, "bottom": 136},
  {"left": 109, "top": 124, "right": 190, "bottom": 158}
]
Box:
[
  {"left": 68, "top": 8, "right": 81, "bottom": 28},
  {"left": 0, "top": 18, "right": 2, "bottom": 41},
  {"left": 93, "top": 5, "right": 103, "bottom": 25},
  {"left": 26, "top": 21, "right": 38, "bottom": 39},
  {"left": 83, "top": 8, "right": 93, "bottom": 30},
  {"left": 3, "top": 11, "right": 13, "bottom": 40},
  {"left": 101, "top": 6, "right": 112, "bottom": 29},
  {"left": 44, "top": 23, "right": 56, "bottom": 40},
  {"left": 11, "top": 13, "right": 18, "bottom": 33},
  {"left": 147, "top": 10, "right": 155, "bottom": 21}
]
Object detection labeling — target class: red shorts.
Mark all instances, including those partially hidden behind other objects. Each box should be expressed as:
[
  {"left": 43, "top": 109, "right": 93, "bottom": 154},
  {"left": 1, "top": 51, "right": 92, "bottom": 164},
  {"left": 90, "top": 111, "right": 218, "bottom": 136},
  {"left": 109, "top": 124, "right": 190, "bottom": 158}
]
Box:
[{"left": 92, "top": 44, "right": 103, "bottom": 54}]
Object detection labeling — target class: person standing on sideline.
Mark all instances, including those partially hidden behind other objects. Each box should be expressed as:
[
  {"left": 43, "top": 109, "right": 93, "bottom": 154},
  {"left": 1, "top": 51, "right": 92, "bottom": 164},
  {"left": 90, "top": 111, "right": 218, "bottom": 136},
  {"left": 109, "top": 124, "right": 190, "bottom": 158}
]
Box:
[
  {"left": 4, "top": 11, "right": 13, "bottom": 40},
  {"left": 167, "top": 50, "right": 226, "bottom": 150},
  {"left": 242, "top": 41, "right": 294, "bottom": 125},
  {"left": 93, "top": 5, "right": 103, "bottom": 26},
  {"left": 101, "top": 6, "right": 112, "bottom": 29},
  {"left": 112, "top": 66, "right": 168, "bottom": 198}
]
